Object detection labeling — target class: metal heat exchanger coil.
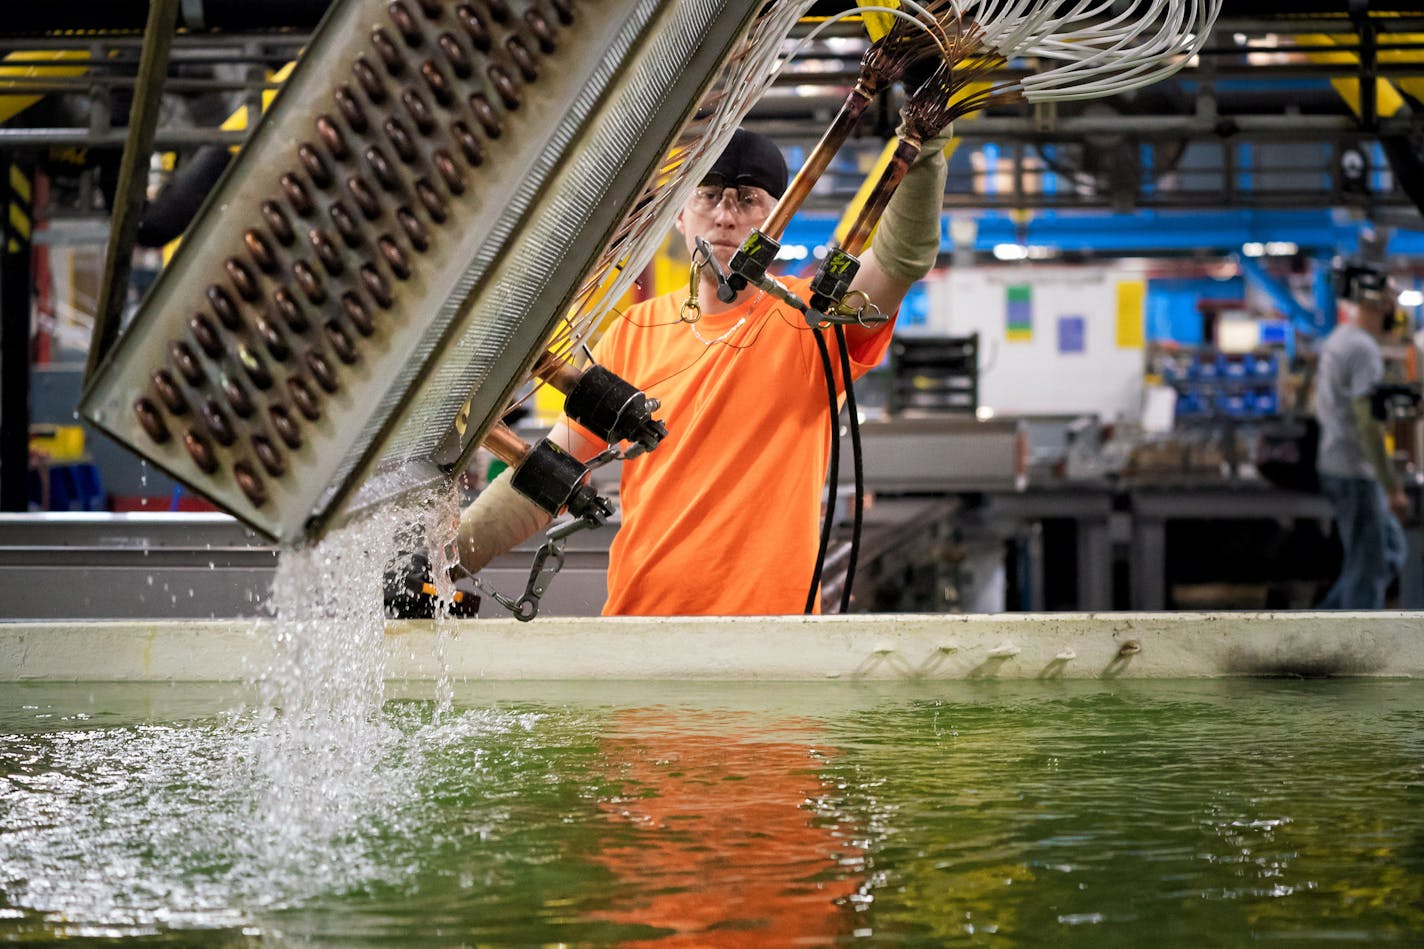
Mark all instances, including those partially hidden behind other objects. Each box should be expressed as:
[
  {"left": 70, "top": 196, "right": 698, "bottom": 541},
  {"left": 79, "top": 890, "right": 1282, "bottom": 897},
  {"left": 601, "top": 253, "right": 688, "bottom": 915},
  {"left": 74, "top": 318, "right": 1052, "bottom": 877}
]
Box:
[{"left": 81, "top": 0, "right": 763, "bottom": 543}]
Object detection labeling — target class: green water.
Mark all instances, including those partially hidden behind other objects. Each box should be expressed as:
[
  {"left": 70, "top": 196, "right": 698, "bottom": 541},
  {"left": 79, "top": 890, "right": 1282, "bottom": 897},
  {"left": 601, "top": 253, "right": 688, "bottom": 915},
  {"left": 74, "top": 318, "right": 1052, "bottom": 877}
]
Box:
[{"left": 2, "top": 679, "right": 1422, "bottom": 946}]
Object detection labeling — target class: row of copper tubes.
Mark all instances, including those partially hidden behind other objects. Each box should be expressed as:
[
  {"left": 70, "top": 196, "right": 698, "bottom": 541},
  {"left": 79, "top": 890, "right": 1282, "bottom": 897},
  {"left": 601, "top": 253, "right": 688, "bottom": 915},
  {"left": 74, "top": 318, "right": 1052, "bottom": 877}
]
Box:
[{"left": 130, "top": 0, "right": 574, "bottom": 507}]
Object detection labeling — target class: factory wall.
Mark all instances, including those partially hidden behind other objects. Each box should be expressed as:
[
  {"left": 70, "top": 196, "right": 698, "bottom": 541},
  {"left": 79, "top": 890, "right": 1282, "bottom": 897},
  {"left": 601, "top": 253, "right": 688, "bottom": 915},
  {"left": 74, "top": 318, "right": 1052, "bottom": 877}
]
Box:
[{"left": 919, "top": 263, "right": 1150, "bottom": 421}]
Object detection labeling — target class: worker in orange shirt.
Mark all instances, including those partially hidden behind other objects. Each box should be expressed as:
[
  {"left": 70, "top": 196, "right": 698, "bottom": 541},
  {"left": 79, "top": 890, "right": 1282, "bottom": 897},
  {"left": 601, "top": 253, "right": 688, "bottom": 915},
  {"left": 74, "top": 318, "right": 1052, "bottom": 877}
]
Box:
[{"left": 456, "top": 126, "right": 949, "bottom": 615}]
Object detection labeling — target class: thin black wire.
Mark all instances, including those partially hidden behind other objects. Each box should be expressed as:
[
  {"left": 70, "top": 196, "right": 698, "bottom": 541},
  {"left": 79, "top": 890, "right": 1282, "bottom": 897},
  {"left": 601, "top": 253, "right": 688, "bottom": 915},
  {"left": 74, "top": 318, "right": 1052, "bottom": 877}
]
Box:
[
  {"left": 804, "top": 329, "right": 841, "bottom": 615},
  {"left": 833, "top": 324, "right": 864, "bottom": 614}
]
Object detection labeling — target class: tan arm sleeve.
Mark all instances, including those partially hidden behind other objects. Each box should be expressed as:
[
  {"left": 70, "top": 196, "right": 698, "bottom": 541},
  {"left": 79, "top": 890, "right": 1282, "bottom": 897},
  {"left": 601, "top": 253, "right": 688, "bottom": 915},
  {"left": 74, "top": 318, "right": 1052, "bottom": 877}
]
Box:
[
  {"left": 455, "top": 468, "right": 552, "bottom": 575},
  {"left": 866, "top": 125, "right": 952, "bottom": 284}
]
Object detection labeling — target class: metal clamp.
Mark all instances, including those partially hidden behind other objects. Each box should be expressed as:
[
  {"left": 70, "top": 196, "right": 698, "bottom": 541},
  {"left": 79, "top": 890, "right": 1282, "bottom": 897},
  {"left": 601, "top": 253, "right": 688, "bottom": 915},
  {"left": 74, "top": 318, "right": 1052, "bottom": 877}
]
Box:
[
  {"left": 471, "top": 443, "right": 634, "bottom": 622},
  {"left": 682, "top": 245, "right": 709, "bottom": 323}
]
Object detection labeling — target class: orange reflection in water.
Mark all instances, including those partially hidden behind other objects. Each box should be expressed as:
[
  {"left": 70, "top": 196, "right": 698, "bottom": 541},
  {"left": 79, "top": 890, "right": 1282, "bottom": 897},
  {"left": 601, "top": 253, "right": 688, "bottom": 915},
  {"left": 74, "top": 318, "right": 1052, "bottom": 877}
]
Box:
[{"left": 589, "top": 710, "right": 862, "bottom": 947}]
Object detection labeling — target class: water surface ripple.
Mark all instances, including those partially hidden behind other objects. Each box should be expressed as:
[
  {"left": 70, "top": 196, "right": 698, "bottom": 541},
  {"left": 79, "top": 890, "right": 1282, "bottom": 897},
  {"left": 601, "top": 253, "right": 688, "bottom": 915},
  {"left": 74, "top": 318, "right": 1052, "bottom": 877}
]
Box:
[{"left": 1, "top": 679, "right": 1421, "bottom": 946}]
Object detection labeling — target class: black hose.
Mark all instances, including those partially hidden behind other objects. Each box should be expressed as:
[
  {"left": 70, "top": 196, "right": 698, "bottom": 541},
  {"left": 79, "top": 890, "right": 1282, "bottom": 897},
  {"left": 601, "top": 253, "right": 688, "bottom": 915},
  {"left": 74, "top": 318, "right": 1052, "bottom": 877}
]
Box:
[
  {"left": 135, "top": 145, "right": 233, "bottom": 247},
  {"left": 833, "top": 325, "right": 864, "bottom": 613},
  {"left": 805, "top": 329, "right": 841, "bottom": 614}
]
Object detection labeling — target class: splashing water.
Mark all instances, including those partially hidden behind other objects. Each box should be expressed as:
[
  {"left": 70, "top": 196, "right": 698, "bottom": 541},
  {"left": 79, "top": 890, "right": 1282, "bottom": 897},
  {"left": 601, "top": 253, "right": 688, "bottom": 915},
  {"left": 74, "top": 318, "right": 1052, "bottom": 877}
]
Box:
[
  {"left": 0, "top": 483, "right": 521, "bottom": 935},
  {"left": 229, "top": 486, "right": 466, "bottom": 897}
]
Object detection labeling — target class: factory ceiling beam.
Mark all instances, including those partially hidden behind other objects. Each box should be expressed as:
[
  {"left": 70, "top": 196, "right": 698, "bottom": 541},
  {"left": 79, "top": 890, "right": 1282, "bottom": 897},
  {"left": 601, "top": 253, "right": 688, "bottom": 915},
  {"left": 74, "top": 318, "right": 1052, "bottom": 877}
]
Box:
[{"left": 0, "top": 1, "right": 333, "bottom": 36}]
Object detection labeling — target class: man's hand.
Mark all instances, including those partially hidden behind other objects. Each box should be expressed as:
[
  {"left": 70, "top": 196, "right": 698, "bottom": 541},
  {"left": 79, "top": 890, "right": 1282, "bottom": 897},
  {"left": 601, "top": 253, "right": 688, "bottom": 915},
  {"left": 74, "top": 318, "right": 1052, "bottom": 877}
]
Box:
[{"left": 1389, "top": 488, "right": 1410, "bottom": 521}]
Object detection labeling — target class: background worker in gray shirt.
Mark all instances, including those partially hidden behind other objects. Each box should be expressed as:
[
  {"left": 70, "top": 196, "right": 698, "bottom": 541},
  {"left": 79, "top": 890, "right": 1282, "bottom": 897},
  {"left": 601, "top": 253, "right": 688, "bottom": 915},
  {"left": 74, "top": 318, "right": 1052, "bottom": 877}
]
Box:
[{"left": 1312, "top": 260, "right": 1409, "bottom": 609}]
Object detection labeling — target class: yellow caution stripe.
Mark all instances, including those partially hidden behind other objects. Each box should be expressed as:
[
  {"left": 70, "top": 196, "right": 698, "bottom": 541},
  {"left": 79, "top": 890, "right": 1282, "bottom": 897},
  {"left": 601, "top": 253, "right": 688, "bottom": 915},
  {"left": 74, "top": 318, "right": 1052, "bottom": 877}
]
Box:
[{"left": 0, "top": 49, "right": 90, "bottom": 125}]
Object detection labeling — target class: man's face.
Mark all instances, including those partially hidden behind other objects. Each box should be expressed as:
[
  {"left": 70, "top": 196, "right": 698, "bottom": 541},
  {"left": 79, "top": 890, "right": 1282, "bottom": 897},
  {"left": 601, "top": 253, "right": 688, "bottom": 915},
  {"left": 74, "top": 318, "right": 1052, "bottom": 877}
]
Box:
[
  {"left": 674, "top": 183, "right": 776, "bottom": 269},
  {"left": 1357, "top": 286, "right": 1399, "bottom": 335}
]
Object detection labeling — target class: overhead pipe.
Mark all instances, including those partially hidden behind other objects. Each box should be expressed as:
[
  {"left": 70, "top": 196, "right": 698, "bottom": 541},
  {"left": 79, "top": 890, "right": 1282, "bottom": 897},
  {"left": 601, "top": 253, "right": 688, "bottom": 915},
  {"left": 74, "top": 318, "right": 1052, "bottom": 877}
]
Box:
[{"left": 0, "top": 1, "right": 333, "bottom": 35}]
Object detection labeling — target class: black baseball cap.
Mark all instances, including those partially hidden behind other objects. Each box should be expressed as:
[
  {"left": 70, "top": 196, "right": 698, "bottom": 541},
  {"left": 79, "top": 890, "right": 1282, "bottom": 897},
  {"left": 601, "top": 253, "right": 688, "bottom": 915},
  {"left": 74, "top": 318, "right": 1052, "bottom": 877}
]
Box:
[
  {"left": 1334, "top": 258, "right": 1393, "bottom": 304},
  {"left": 700, "top": 129, "right": 788, "bottom": 199}
]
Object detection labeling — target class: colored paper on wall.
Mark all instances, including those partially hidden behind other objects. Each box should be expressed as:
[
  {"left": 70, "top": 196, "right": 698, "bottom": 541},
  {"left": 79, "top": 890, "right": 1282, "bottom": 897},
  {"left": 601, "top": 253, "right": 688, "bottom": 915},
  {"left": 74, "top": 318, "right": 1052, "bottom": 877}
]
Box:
[
  {"left": 1116, "top": 280, "right": 1146, "bottom": 348},
  {"left": 1006, "top": 283, "right": 1032, "bottom": 341},
  {"left": 1058, "top": 315, "right": 1085, "bottom": 354}
]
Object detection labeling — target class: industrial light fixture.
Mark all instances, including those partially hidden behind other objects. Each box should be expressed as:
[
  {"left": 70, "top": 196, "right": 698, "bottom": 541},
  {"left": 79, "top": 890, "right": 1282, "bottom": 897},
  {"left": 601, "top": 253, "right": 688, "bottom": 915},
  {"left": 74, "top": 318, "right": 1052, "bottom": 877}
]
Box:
[
  {"left": 993, "top": 243, "right": 1055, "bottom": 261},
  {"left": 1398, "top": 289, "right": 1423, "bottom": 307},
  {"left": 1242, "top": 241, "right": 1297, "bottom": 257}
]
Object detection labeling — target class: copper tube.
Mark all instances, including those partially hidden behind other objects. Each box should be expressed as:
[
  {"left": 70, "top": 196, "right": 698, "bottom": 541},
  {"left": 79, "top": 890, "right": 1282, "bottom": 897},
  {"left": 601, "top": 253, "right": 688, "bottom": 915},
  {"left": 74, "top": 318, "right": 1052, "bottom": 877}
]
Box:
[
  {"left": 287, "top": 376, "right": 321, "bottom": 419},
  {"left": 483, "top": 421, "right": 532, "bottom": 467},
  {"left": 468, "top": 92, "right": 500, "bottom": 137},
  {"left": 306, "top": 351, "right": 338, "bottom": 392},
  {"left": 450, "top": 122, "right": 482, "bottom": 168},
  {"left": 183, "top": 428, "right": 218, "bottom": 472},
  {"left": 388, "top": 1, "right": 421, "bottom": 45},
  {"left": 206, "top": 285, "right": 239, "bottom": 328},
  {"left": 487, "top": 66, "right": 519, "bottom": 111},
  {"left": 243, "top": 228, "right": 277, "bottom": 272},
  {"left": 421, "top": 60, "right": 455, "bottom": 106},
  {"left": 238, "top": 343, "right": 273, "bottom": 389},
  {"left": 334, "top": 85, "right": 369, "bottom": 132},
  {"left": 402, "top": 89, "right": 435, "bottom": 134},
  {"left": 506, "top": 36, "right": 537, "bottom": 82},
  {"left": 152, "top": 369, "right": 188, "bottom": 414},
  {"left": 760, "top": 83, "right": 874, "bottom": 240},
  {"left": 372, "top": 28, "right": 405, "bottom": 73},
  {"left": 325, "top": 321, "right": 358, "bottom": 364},
  {"left": 201, "top": 397, "right": 236, "bottom": 445},
  {"left": 298, "top": 144, "right": 332, "bottom": 187},
  {"left": 384, "top": 118, "right": 417, "bottom": 162},
  {"left": 525, "top": 9, "right": 555, "bottom": 53},
  {"left": 838, "top": 137, "right": 919, "bottom": 255},
  {"left": 220, "top": 372, "right": 254, "bottom": 417},
  {"left": 254, "top": 314, "right": 289, "bottom": 360},
  {"left": 293, "top": 261, "right": 326, "bottom": 303},
  {"left": 274, "top": 287, "right": 308, "bottom": 331},
  {"left": 485, "top": 0, "right": 512, "bottom": 24},
  {"left": 269, "top": 405, "right": 303, "bottom": 449},
  {"left": 329, "top": 202, "right": 363, "bottom": 246},
  {"left": 438, "top": 33, "right": 473, "bottom": 77},
  {"left": 353, "top": 57, "right": 387, "bottom": 102},
  {"left": 310, "top": 228, "right": 344, "bottom": 274},
  {"left": 225, "top": 258, "right": 259, "bottom": 301},
  {"left": 365, "top": 145, "right": 398, "bottom": 189},
  {"left": 432, "top": 149, "right": 465, "bottom": 193},
  {"left": 532, "top": 351, "right": 582, "bottom": 394},
  {"left": 315, "top": 115, "right": 349, "bottom": 159},
  {"left": 378, "top": 236, "right": 411, "bottom": 279},
  {"left": 414, "top": 178, "right": 449, "bottom": 221},
  {"left": 189, "top": 313, "right": 224, "bottom": 358},
  {"left": 397, "top": 207, "right": 430, "bottom": 251},
  {"left": 169, "top": 340, "right": 205, "bottom": 385},
  {"left": 233, "top": 461, "right": 268, "bottom": 506},
  {"left": 261, "top": 201, "right": 295, "bottom": 245},
  {"left": 456, "top": 4, "right": 491, "bottom": 52},
  {"left": 280, "top": 173, "right": 314, "bottom": 215},
  {"left": 342, "top": 293, "right": 375, "bottom": 336},
  {"left": 252, "top": 434, "right": 286, "bottom": 476},
  {"left": 360, "top": 265, "right": 394, "bottom": 307},
  {"left": 134, "top": 397, "right": 170, "bottom": 443},
  {"left": 347, "top": 175, "right": 382, "bottom": 218}
]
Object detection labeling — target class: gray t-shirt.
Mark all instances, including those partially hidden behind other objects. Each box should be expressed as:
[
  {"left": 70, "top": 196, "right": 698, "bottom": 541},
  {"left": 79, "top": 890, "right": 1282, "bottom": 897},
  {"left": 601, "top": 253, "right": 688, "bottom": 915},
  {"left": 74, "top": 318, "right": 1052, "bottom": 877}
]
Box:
[{"left": 1314, "top": 323, "right": 1384, "bottom": 479}]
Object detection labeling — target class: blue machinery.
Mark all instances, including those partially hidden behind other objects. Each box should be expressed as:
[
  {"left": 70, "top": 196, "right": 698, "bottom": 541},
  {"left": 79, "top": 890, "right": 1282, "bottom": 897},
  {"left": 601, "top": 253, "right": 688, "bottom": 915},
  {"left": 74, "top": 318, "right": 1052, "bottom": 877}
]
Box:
[{"left": 781, "top": 207, "right": 1424, "bottom": 339}]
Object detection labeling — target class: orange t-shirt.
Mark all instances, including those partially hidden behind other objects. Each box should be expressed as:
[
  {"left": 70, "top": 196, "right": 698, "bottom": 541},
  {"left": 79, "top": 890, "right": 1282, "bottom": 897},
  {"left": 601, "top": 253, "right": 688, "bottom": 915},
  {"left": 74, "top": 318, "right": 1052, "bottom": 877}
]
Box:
[{"left": 574, "top": 277, "right": 895, "bottom": 616}]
